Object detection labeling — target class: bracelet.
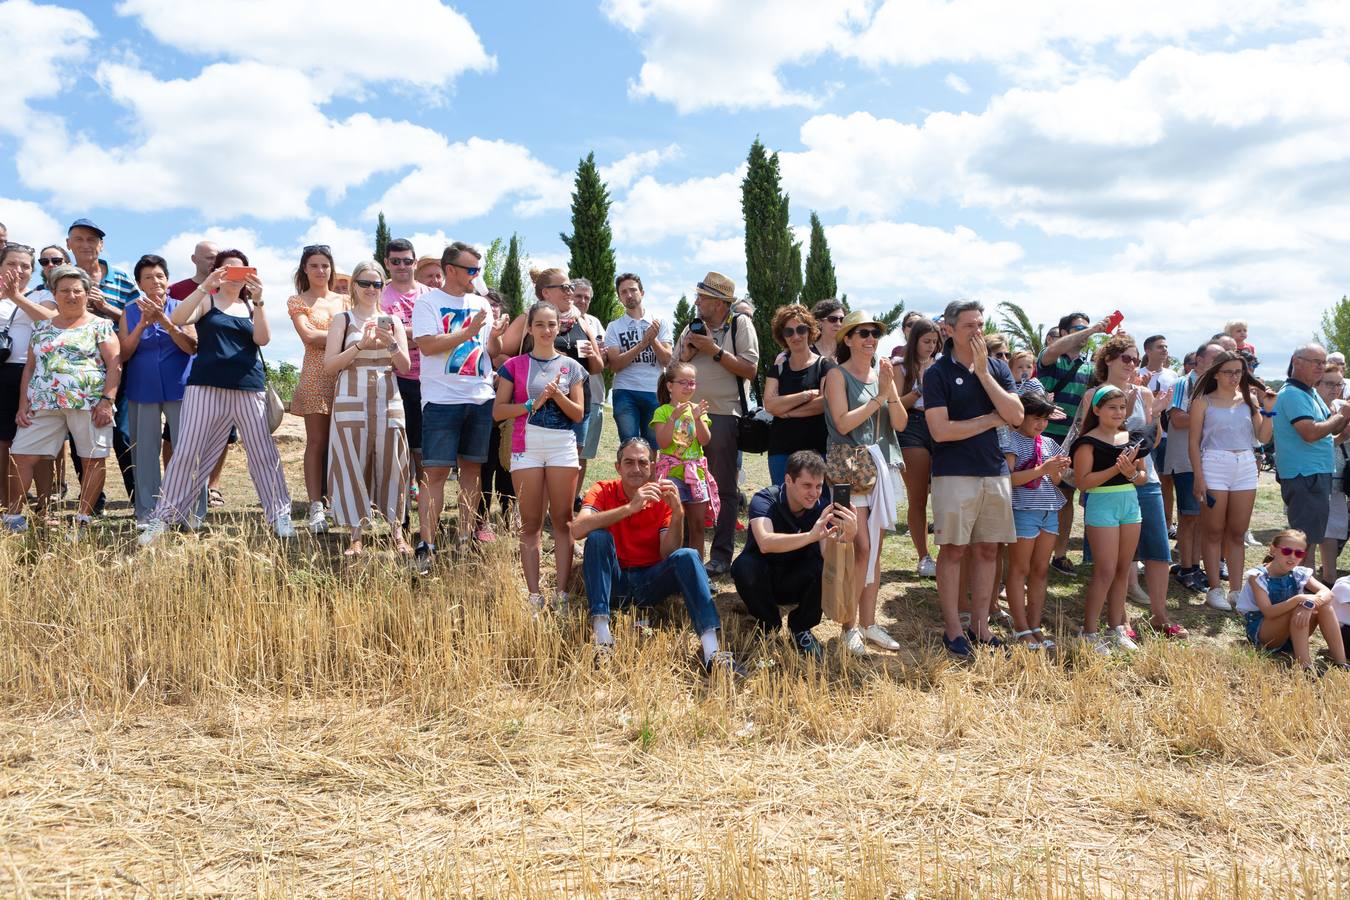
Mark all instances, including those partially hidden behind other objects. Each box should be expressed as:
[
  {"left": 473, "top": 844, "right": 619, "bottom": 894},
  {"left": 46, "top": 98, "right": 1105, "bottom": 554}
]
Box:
[
  {"left": 1260, "top": 410, "right": 1275, "bottom": 418},
  {"left": 523, "top": 399, "right": 534, "bottom": 414}
]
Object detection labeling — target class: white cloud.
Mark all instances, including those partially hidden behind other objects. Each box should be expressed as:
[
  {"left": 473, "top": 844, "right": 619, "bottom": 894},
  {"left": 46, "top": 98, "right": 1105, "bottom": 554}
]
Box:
[
  {"left": 944, "top": 73, "right": 971, "bottom": 94},
  {"left": 611, "top": 167, "right": 746, "bottom": 246},
  {"left": 600, "top": 144, "right": 682, "bottom": 190},
  {"left": 0, "top": 198, "right": 62, "bottom": 248},
  {"left": 0, "top": 0, "right": 95, "bottom": 124},
  {"left": 297, "top": 217, "right": 377, "bottom": 273},
  {"left": 115, "top": 0, "right": 493, "bottom": 93}
]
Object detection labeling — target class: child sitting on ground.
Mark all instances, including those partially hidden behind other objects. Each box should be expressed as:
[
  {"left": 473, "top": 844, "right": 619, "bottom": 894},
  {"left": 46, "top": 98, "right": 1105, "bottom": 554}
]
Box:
[{"left": 1236, "top": 529, "right": 1349, "bottom": 671}]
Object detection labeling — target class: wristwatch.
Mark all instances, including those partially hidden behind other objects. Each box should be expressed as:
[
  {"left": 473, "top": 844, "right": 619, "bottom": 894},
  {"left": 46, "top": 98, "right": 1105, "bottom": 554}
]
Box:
[
  {"left": 714, "top": 349, "right": 725, "bottom": 362},
  {"left": 99, "top": 395, "right": 114, "bottom": 402}
]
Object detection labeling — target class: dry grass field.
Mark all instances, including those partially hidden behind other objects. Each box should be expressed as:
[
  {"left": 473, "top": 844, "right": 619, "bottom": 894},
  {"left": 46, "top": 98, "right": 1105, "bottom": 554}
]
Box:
[{"left": 3, "top": 414, "right": 1350, "bottom": 897}]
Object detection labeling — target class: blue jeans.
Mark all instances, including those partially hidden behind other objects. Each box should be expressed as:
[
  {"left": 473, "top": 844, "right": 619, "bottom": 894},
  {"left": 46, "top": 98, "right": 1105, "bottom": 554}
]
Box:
[
  {"left": 768, "top": 453, "right": 788, "bottom": 486},
  {"left": 582, "top": 530, "right": 721, "bottom": 635},
  {"left": 611, "top": 388, "right": 659, "bottom": 448}
]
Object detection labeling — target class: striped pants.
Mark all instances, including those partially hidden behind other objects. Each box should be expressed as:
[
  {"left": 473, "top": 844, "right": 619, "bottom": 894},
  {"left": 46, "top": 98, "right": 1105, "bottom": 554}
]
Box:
[{"left": 150, "top": 385, "right": 291, "bottom": 525}]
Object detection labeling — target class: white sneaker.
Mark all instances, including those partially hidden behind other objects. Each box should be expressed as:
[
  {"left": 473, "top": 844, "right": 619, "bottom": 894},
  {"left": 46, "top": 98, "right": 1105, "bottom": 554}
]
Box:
[
  {"left": 138, "top": 518, "right": 167, "bottom": 547},
  {"left": 1127, "top": 582, "right": 1151, "bottom": 606},
  {"left": 1081, "top": 632, "right": 1112, "bottom": 655},
  {"left": 1205, "top": 586, "right": 1233, "bottom": 611},
  {"left": 307, "top": 501, "right": 327, "bottom": 534},
  {"left": 1111, "top": 625, "right": 1140, "bottom": 651},
  {"left": 1244, "top": 530, "right": 1261, "bottom": 547},
  {"left": 275, "top": 513, "right": 296, "bottom": 539},
  {"left": 861, "top": 624, "right": 900, "bottom": 651},
  {"left": 917, "top": 555, "right": 937, "bottom": 577},
  {"left": 842, "top": 627, "right": 868, "bottom": 656},
  {"left": 1228, "top": 590, "right": 1241, "bottom": 609},
  {"left": 69, "top": 514, "right": 91, "bottom": 543}
]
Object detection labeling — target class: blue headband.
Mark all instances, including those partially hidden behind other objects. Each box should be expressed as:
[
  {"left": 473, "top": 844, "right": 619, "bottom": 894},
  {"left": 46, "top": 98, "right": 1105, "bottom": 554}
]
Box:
[{"left": 1091, "top": 385, "right": 1119, "bottom": 407}]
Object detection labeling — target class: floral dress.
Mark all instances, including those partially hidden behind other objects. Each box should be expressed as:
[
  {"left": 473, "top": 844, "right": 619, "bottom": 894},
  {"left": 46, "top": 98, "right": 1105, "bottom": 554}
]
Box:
[
  {"left": 27, "top": 317, "right": 114, "bottom": 410},
  {"left": 288, "top": 295, "right": 340, "bottom": 416}
]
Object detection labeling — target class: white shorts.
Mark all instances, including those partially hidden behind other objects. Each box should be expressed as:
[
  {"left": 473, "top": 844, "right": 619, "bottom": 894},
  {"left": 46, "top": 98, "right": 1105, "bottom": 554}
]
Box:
[
  {"left": 1201, "top": 448, "right": 1258, "bottom": 492},
  {"left": 511, "top": 423, "right": 580, "bottom": 471},
  {"left": 10, "top": 408, "right": 111, "bottom": 459}
]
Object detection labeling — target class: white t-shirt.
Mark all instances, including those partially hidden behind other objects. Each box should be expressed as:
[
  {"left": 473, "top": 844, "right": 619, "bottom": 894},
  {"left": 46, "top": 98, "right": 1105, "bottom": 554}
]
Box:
[
  {"left": 1331, "top": 576, "right": 1350, "bottom": 627},
  {"left": 605, "top": 312, "right": 672, "bottom": 394},
  {"left": 1235, "top": 564, "right": 1313, "bottom": 613},
  {"left": 580, "top": 312, "right": 606, "bottom": 405},
  {"left": 411, "top": 289, "right": 495, "bottom": 406},
  {"left": 1140, "top": 365, "right": 1178, "bottom": 399},
  {"left": 0, "top": 290, "right": 52, "bottom": 365}
]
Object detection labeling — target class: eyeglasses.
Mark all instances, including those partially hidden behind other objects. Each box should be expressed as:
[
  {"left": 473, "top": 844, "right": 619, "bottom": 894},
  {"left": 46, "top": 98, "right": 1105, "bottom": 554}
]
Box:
[
  {"left": 302, "top": 244, "right": 331, "bottom": 254},
  {"left": 447, "top": 262, "right": 482, "bottom": 276},
  {"left": 674, "top": 379, "right": 697, "bottom": 388},
  {"left": 782, "top": 324, "right": 811, "bottom": 338},
  {"left": 353, "top": 279, "right": 384, "bottom": 289},
  {"left": 1116, "top": 354, "right": 1140, "bottom": 366},
  {"left": 824, "top": 315, "right": 845, "bottom": 324},
  {"left": 39, "top": 256, "right": 65, "bottom": 267},
  {"left": 1070, "top": 324, "right": 1088, "bottom": 332},
  {"left": 387, "top": 257, "right": 415, "bottom": 266},
  {"left": 1278, "top": 546, "right": 1308, "bottom": 558},
  {"left": 1218, "top": 368, "right": 1245, "bottom": 378},
  {"left": 851, "top": 327, "right": 883, "bottom": 340},
  {"left": 544, "top": 282, "right": 575, "bottom": 294},
  {"left": 1297, "top": 357, "right": 1328, "bottom": 367}
]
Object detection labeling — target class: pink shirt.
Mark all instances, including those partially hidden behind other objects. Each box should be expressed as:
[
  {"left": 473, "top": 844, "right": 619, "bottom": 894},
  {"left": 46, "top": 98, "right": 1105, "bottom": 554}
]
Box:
[{"left": 381, "top": 281, "right": 430, "bottom": 379}]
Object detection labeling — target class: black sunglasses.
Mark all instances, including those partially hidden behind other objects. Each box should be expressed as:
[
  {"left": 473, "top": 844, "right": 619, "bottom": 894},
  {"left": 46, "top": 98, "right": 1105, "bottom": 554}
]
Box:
[
  {"left": 387, "top": 257, "right": 415, "bottom": 266},
  {"left": 851, "top": 326, "right": 883, "bottom": 340},
  {"left": 303, "top": 244, "right": 331, "bottom": 254},
  {"left": 447, "top": 262, "right": 481, "bottom": 276},
  {"left": 782, "top": 324, "right": 811, "bottom": 338},
  {"left": 39, "top": 256, "right": 65, "bottom": 266},
  {"left": 544, "top": 282, "right": 574, "bottom": 293},
  {"left": 824, "top": 315, "right": 845, "bottom": 324},
  {"left": 354, "top": 278, "right": 384, "bottom": 289}
]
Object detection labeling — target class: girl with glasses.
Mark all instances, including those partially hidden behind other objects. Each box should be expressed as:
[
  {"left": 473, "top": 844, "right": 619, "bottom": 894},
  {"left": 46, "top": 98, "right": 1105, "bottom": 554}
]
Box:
[
  {"left": 763, "top": 304, "right": 832, "bottom": 486},
  {"left": 1188, "top": 350, "right": 1276, "bottom": 611},
  {"left": 287, "top": 244, "right": 349, "bottom": 534},
  {"left": 1234, "top": 529, "right": 1348, "bottom": 671},
  {"left": 652, "top": 361, "right": 715, "bottom": 560}
]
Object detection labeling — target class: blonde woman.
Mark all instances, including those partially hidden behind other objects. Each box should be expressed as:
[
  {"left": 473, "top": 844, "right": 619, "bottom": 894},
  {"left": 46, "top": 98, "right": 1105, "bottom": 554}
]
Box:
[
  {"left": 323, "top": 261, "right": 412, "bottom": 556},
  {"left": 287, "top": 244, "right": 348, "bottom": 534}
]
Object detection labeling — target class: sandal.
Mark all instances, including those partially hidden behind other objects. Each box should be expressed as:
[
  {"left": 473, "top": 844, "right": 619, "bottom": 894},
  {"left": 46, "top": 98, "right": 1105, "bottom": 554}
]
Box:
[
  {"left": 1031, "top": 629, "right": 1055, "bottom": 651},
  {"left": 1152, "top": 620, "right": 1189, "bottom": 639},
  {"left": 208, "top": 488, "right": 225, "bottom": 507},
  {"left": 1012, "top": 629, "right": 1042, "bottom": 650}
]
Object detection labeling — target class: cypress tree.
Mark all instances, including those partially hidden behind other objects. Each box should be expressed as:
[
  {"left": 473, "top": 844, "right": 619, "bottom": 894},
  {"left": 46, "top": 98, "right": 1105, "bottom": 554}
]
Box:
[
  {"left": 374, "top": 211, "right": 390, "bottom": 270},
  {"left": 560, "top": 152, "right": 619, "bottom": 326},
  {"left": 800, "top": 211, "right": 837, "bottom": 306},
  {"left": 672, "top": 294, "right": 695, "bottom": 339},
  {"left": 742, "top": 138, "right": 801, "bottom": 384},
  {"left": 499, "top": 234, "right": 524, "bottom": 318}
]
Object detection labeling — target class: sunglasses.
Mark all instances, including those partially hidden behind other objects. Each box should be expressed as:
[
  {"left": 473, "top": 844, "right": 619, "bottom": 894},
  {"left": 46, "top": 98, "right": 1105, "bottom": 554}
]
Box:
[
  {"left": 1117, "top": 354, "right": 1140, "bottom": 366},
  {"left": 354, "top": 279, "right": 384, "bottom": 290},
  {"left": 39, "top": 256, "right": 65, "bottom": 267},
  {"left": 544, "top": 282, "right": 574, "bottom": 293},
  {"left": 673, "top": 379, "right": 697, "bottom": 388},
  {"left": 447, "top": 262, "right": 482, "bottom": 276},
  {"left": 993, "top": 351, "right": 1010, "bottom": 359},
  {"left": 1278, "top": 546, "right": 1308, "bottom": 558},
  {"left": 824, "top": 315, "right": 845, "bottom": 324},
  {"left": 851, "top": 327, "right": 883, "bottom": 340},
  {"left": 387, "top": 257, "right": 415, "bottom": 266},
  {"left": 302, "top": 244, "right": 331, "bottom": 254},
  {"left": 1070, "top": 324, "right": 1089, "bottom": 332},
  {"left": 782, "top": 324, "right": 811, "bottom": 338}
]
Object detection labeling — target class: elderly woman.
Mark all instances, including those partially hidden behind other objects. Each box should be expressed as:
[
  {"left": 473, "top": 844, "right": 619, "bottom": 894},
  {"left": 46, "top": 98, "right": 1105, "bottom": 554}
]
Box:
[
  {"left": 139, "top": 249, "right": 293, "bottom": 544},
  {"left": 2, "top": 264, "right": 120, "bottom": 535},
  {"left": 118, "top": 254, "right": 205, "bottom": 524},
  {"left": 0, "top": 244, "right": 58, "bottom": 511}
]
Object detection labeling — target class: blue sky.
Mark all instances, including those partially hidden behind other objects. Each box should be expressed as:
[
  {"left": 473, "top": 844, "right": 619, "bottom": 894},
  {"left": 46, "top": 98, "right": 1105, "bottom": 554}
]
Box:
[{"left": 4, "top": 0, "right": 1350, "bottom": 371}]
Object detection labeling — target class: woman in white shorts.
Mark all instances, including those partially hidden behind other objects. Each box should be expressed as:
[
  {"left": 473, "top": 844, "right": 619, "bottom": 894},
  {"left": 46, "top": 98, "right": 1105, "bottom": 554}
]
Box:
[
  {"left": 493, "top": 301, "right": 587, "bottom": 609},
  {"left": 3, "top": 265, "right": 121, "bottom": 535},
  {"left": 1188, "top": 351, "right": 1276, "bottom": 609}
]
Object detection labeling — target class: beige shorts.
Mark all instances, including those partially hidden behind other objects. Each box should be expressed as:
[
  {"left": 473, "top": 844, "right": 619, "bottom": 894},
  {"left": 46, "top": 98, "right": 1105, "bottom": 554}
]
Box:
[
  {"left": 931, "top": 475, "right": 1016, "bottom": 546},
  {"left": 9, "top": 408, "right": 111, "bottom": 459}
]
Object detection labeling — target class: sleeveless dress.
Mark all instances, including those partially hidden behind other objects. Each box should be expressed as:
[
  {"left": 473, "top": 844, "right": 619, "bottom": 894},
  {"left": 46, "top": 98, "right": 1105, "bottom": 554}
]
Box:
[
  {"left": 326, "top": 312, "right": 410, "bottom": 528},
  {"left": 288, "top": 295, "right": 340, "bottom": 415}
]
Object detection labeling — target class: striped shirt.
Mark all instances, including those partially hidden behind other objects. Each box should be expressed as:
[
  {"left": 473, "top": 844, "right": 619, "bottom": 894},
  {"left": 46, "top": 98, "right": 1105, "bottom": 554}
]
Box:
[
  {"left": 1038, "top": 354, "right": 1092, "bottom": 441},
  {"left": 1000, "top": 430, "right": 1067, "bottom": 511},
  {"left": 94, "top": 258, "right": 138, "bottom": 313}
]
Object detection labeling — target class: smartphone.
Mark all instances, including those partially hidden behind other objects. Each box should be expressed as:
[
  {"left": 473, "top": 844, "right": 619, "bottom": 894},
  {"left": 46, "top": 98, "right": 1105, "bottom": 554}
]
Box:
[
  {"left": 1105, "top": 310, "right": 1124, "bottom": 333},
  {"left": 832, "top": 483, "right": 851, "bottom": 510},
  {"left": 1205, "top": 492, "right": 1216, "bottom": 509},
  {"left": 377, "top": 315, "right": 394, "bottom": 331},
  {"left": 223, "top": 266, "right": 257, "bottom": 282},
  {"left": 689, "top": 320, "right": 707, "bottom": 335}
]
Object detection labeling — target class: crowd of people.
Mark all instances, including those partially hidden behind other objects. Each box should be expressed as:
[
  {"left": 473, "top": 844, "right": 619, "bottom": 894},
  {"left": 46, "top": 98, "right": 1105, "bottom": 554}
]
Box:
[{"left": 2, "top": 220, "right": 1350, "bottom": 677}]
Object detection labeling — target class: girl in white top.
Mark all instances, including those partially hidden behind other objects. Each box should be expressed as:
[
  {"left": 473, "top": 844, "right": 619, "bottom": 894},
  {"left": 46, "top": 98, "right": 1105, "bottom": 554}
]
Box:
[
  {"left": 0, "top": 244, "right": 58, "bottom": 513},
  {"left": 1187, "top": 350, "right": 1276, "bottom": 609},
  {"left": 1236, "top": 529, "right": 1347, "bottom": 671}
]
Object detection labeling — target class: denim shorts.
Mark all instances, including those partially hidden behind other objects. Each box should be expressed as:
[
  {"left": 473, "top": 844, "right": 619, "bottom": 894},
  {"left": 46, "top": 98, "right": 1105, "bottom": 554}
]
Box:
[
  {"left": 1083, "top": 488, "right": 1142, "bottom": 528},
  {"left": 1171, "top": 470, "right": 1201, "bottom": 517},
  {"left": 421, "top": 399, "right": 493, "bottom": 467},
  {"left": 1244, "top": 610, "right": 1295, "bottom": 655},
  {"left": 1133, "top": 481, "right": 1172, "bottom": 562},
  {"left": 1012, "top": 507, "right": 1059, "bottom": 540}
]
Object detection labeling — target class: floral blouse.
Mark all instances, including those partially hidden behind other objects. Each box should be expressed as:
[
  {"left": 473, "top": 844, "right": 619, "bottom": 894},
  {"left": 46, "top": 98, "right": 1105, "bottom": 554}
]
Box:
[{"left": 27, "top": 318, "right": 115, "bottom": 411}]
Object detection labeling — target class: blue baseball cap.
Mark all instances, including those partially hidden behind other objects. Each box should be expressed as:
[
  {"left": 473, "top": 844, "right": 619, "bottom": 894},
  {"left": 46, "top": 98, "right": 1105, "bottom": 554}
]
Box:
[{"left": 67, "top": 218, "right": 106, "bottom": 238}]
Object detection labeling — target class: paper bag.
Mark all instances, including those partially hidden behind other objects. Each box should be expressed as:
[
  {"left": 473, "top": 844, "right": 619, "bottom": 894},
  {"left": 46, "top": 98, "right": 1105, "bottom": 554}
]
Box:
[{"left": 820, "top": 537, "right": 856, "bottom": 624}]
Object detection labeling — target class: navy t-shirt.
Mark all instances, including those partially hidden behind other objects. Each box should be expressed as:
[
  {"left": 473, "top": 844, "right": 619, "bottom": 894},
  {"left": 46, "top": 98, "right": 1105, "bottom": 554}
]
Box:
[
  {"left": 741, "top": 483, "right": 835, "bottom": 564},
  {"left": 922, "top": 339, "right": 1015, "bottom": 477}
]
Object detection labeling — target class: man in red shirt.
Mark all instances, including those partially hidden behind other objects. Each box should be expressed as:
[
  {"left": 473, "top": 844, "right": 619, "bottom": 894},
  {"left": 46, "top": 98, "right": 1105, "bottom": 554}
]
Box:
[{"left": 572, "top": 437, "right": 743, "bottom": 675}]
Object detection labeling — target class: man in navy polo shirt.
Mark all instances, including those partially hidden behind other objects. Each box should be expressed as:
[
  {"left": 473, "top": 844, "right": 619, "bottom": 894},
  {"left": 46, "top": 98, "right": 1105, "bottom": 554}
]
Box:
[
  {"left": 731, "top": 450, "right": 857, "bottom": 659},
  {"left": 923, "top": 299, "right": 1025, "bottom": 658}
]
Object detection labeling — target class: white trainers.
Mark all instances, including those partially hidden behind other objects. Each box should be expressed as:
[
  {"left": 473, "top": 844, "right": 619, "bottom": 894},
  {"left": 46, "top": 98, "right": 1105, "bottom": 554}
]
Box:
[
  {"left": 842, "top": 627, "right": 868, "bottom": 656},
  {"left": 275, "top": 513, "right": 296, "bottom": 539},
  {"left": 1111, "top": 625, "right": 1140, "bottom": 651},
  {"left": 1227, "top": 590, "right": 1241, "bottom": 609},
  {"left": 1081, "top": 632, "right": 1112, "bottom": 655},
  {"left": 307, "top": 501, "right": 327, "bottom": 534},
  {"left": 1244, "top": 530, "right": 1261, "bottom": 547},
  {"left": 1126, "top": 582, "right": 1151, "bottom": 606},
  {"left": 917, "top": 555, "right": 937, "bottom": 577},
  {"left": 1205, "top": 586, "right": 1233, "bottom": 611},
  {"left": 138, "top": 518, "right": 167, "bottom": 547},
  {"left": 69, "top": 514, "right": 91, "bottom": 543},
  {"left": 861, "top": 624, "right": 900, "bottom": 651}
]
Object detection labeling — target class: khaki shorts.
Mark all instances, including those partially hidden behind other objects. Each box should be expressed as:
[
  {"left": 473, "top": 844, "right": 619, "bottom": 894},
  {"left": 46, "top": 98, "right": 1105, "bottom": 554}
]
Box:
[
  {"left": 9, "top": 408, "right": 111, "bottom": 459},
  {"left": 931, "top": 475, "right": 1016, "bottom": 546}
]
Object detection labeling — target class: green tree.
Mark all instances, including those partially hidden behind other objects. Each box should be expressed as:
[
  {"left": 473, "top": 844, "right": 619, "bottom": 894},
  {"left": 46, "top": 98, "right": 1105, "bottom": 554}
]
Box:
[
  {"left": 1318, "top": 295, "right": 1350, "bottom": 354},
  {"left": 997, "top": 301, "right": 1046, "bottom": 357},
  {"left": 672, "top": 294, "right": 695, "bottom": 339},
  {"left": 373, "top": 211, "right": 390, "bottom": 271},
  {"left": 481, "top": 236, "right": 506, "bottom": 289},
  {"left": 742, "top": 138, "right": 802, "bottom": 384},
  {"left": 875, "top": 300, "right": 905, "bottom": 333},
  {"left": 800, "top": 211, "right": 837, "bottom": 306},
  {"left": 560, "top": 152, "right": 619, "bottom": 325},
  {"left": 499, "top": 234, "right": 525, "bottom": 318}
]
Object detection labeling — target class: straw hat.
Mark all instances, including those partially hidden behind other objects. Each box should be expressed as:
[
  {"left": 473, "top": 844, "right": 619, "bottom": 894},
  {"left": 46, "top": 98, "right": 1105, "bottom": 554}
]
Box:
[
  {"left": 694, "top": 271, "right": 736, "bottom": 302},
  {"left": 836, "top": 309, "right": 888, "bottom": 342}
]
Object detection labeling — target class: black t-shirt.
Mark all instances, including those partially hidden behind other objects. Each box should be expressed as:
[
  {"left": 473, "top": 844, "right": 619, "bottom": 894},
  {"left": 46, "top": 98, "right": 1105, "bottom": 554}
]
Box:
[
  {"left": 922, "top": 339, "right": 1015, "bottom": 477},
  {"left": 741, "top": 483, "right": 834, "bottom": 564},
  {"left": 1070, "top": 433, "right": 1132, "bottom": 487},
  {"left": 768, "top": 356, "right": 834, "bottom": 455}
]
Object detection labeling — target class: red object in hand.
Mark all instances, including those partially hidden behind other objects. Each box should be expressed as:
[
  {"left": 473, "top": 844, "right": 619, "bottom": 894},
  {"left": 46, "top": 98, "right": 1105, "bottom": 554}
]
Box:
[{"left": 1105, "top": 310, "right": 1124, "bottom": 333}]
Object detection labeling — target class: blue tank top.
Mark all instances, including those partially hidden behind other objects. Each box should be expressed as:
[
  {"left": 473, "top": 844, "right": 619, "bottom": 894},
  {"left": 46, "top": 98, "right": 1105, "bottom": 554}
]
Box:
[{"left": 187, "top": 304, "right": 265, "bottom": 391}]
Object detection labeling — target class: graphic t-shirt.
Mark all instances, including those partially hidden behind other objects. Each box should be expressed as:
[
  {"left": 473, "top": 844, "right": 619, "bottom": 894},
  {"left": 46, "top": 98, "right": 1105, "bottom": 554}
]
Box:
[
  {"left": 381, "top": 281, "right": 430, "bottom": 379},
  {"left": 651, "top": 402, "right": 712, "bottom": 479},
  {"left": 582, "top": 479, "right": 672, "bottom": 569},
  {"left": 411, "top": 289, "right": 495, "bottom": 406},
  {"left": 498, "top": 354, "right": 588, "bottom": 432},
  {"left": 27, "top": 317, "right": 115, "bottom": 410},
  {"left": 605, "top": 314, "right": 672, "bottom": 393}
]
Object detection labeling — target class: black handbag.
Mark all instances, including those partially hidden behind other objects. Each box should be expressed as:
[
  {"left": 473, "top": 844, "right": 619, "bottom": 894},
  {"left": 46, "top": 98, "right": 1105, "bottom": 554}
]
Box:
[
  {"left": 728, "top": 314, "right": 770, "bottom": 453},
  {"left": 0, "top": 308, "right": 17, "bottom": 364}
]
